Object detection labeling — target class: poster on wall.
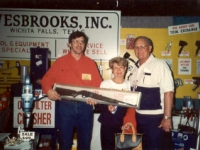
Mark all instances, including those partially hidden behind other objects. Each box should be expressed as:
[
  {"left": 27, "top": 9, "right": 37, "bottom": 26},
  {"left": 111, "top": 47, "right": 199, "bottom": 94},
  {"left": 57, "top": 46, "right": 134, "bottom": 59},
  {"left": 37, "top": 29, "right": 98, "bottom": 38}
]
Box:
[
  {"left": 0, "top": 9, "right": 121, "bottom": 60},
  {"left": 178, "top": 58, "right": 192, "bottom": 75},
  {"left": 126, "top": 34, "right": 134, "bottom": 49},
  {"left": 13, "top": 97, "right": 55, "bottom": 128}
]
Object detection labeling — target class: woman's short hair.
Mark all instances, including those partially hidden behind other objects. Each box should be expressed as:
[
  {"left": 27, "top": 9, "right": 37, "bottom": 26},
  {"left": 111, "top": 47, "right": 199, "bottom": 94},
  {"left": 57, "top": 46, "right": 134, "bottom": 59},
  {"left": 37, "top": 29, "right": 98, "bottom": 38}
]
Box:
[{"left": 109, "top": 57, "right": 128, "bottom": 69}]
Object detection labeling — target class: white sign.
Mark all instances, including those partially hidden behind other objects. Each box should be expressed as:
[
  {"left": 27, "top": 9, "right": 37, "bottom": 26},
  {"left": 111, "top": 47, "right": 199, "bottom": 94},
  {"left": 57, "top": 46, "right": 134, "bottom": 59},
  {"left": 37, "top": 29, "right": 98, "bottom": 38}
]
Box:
[
  {"left": 161, "top": 51, "right": 171, "bottom": 56},
  {"left": 168, "top": 22, "right": 199, "bottom": 35},
  {"left": 184, "top": 79, "right": 194, "bottom": 84},
  {"left": 178, "top": 50, "right": 189, "bottom": 57},
  {"left": 0, "top": 9, "right": 121, "bottom": 60},
  {"left": 13, "top": 97, "right": 55, "bottom": 128},
  {"left": 20, "top": 131, "right": 35, "bottom": 141},
  {"left": 197, "top": 59, "right": 200, "bottom": 74},
  {"left": 178, "top": 58, "right": 192, "bottom": 75}
]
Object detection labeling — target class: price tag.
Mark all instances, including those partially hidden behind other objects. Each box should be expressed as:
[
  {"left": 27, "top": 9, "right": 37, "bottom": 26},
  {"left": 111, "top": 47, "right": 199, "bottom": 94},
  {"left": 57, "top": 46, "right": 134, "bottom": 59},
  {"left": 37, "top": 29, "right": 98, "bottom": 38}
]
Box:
[
  {"left": 17, "top": 126, "right": 24, "bottom": 135},
  {"left": 20, "top": 131, "right": 35, "bottom": 141}
]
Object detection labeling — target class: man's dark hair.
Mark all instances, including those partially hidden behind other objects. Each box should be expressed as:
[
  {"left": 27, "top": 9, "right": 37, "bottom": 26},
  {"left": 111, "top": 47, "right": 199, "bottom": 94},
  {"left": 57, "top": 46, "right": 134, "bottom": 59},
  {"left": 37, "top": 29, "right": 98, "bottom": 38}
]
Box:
[{"left": 68, "top": 31, "right": 89, "bottom": 45}]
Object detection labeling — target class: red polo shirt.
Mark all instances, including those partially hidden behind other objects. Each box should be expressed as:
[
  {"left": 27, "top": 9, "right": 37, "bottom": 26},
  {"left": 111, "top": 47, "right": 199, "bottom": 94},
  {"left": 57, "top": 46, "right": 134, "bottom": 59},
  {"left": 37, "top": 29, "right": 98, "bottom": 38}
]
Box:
[{"left": 41, "top": 51, "right": 102, "bottom": 94}]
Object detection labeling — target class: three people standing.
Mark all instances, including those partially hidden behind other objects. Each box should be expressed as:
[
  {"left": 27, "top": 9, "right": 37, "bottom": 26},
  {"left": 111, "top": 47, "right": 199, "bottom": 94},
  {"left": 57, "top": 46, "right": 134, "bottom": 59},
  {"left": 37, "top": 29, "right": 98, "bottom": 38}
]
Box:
[{"left": 42, "top": 31, "right": 174, "bottom": 150}]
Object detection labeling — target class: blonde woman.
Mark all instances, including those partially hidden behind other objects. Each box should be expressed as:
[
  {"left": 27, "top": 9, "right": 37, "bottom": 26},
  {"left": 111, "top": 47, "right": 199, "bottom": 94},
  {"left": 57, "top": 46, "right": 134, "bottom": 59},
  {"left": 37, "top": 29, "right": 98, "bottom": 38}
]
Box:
[{"left": 95, "top": 57, "right": 136, "bottom": 150}]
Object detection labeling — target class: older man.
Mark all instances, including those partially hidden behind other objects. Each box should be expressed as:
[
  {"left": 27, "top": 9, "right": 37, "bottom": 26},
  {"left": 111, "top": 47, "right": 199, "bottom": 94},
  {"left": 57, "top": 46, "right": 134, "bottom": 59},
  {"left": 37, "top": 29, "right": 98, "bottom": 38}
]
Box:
[{"left": 129, "top": 36, "right": 174, "bottom": 150}]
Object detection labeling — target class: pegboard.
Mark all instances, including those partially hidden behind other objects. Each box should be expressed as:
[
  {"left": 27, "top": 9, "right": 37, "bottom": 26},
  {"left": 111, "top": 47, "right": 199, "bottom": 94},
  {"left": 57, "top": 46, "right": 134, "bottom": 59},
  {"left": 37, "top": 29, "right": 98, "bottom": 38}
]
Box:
[
  {"left": 1, "top": 28, "right": 200, "bottom": 99},
  {"left": 120, "top": 28, "right": 200, "bottom": 99}
]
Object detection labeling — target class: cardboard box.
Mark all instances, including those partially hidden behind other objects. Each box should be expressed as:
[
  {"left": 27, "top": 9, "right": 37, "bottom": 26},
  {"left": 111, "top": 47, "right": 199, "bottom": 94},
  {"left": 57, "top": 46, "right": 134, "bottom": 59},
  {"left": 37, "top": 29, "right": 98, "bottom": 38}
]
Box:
[{"left": 53, "top": 83, "right": 141, "bottom": 108}]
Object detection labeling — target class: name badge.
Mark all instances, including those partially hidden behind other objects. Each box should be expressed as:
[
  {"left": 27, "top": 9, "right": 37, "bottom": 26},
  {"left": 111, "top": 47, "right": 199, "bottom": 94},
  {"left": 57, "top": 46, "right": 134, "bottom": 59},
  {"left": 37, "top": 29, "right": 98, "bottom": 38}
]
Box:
[{"left": 82, "top": 74, "right": 91, "bottom": 80}]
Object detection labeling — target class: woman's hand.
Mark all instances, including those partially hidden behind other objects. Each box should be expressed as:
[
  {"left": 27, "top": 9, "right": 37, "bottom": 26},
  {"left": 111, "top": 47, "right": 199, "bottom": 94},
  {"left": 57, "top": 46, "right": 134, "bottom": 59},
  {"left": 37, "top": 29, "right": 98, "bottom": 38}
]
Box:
[
  {"left": 121, "top": 123, "right": 131, "bottom": 131},
  {"left": 108, "top": 105, "right": 117, "bottom": 113}
]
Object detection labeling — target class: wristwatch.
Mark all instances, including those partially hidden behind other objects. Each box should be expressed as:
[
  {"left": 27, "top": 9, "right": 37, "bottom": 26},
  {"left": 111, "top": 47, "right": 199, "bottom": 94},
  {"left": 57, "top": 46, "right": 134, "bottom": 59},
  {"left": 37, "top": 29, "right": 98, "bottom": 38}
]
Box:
[{"left": 164, "top": 116, "right": 171, "bottom": 119}]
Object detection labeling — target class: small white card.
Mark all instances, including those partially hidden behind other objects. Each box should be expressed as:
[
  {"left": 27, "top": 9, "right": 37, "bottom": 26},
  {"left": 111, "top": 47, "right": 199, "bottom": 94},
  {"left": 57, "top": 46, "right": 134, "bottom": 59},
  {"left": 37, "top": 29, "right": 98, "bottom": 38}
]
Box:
[{"left": 20, "top": 131, "right": 35, "bottom": 141}]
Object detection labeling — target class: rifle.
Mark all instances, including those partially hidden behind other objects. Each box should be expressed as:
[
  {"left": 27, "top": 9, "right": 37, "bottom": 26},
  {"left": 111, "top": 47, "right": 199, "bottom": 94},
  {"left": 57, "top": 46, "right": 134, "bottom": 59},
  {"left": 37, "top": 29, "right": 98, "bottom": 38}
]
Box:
[{"left": 55, "top": 87, "right": 136, "bottom": 107}]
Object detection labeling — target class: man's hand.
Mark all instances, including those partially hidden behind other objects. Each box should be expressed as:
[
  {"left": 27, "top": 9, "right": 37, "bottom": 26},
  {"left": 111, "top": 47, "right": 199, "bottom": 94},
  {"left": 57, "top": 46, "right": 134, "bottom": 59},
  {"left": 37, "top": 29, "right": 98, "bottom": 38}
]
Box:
[
  {"left": 86, "top": 98, "right": 97, "bottom": 105},
  {"left": 47, "top": 89, "right": 61, "bottom": 100},
  {"left": 158, "top": 119, "right": 172, "bottom": 132}
]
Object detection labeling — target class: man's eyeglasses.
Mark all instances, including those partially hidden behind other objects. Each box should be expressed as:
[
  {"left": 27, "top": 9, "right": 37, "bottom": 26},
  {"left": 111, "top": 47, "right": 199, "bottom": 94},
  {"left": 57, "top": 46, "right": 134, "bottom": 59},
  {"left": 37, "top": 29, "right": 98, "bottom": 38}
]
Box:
[
  {"left": 134, "top": 45, "right": 149, "bottom": 51},
  {"left": 72, "top": 40, "right": 85, "bottom": 45}
]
